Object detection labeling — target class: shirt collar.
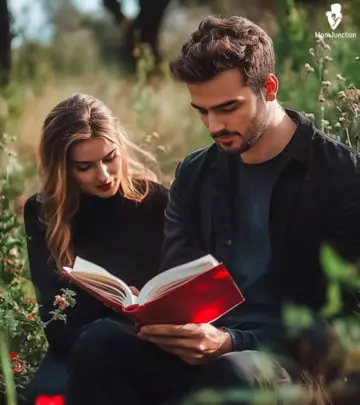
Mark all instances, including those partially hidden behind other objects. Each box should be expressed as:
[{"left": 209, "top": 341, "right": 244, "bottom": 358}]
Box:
[{"left": 282, "top": 108, "right": 315, "bottom": 166}]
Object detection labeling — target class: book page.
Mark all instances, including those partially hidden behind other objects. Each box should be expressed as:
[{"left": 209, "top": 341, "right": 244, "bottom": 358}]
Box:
[
  {"left": 76, "top": 280, "right": 125, "bottom": 304},
  {"left": 138, "top": 254, "right": 219, "bottom": 305},
  {"left": 63, "top": 257, "right": 137, "bottom": 307},
  {"left": 71, "top": 273, "right": 127, "bottom": 298}
]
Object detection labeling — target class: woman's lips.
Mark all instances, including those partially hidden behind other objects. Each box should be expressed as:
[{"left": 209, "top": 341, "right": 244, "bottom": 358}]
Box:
[{"left": 97, "top": 181, "right": 113, "bottom": 191}]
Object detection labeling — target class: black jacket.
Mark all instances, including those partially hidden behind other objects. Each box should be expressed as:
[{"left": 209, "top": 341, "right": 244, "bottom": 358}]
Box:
[
  {"left": 161, "top": 109, "right": 360, "bottom": 352},
  {"left": 24, "top": 183, "right": 168, "bottom": 357}
]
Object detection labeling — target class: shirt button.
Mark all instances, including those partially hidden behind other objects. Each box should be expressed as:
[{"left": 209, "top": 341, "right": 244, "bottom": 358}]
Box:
[{"left": 224, "top": 239, "right": 232, "bottom": 247}]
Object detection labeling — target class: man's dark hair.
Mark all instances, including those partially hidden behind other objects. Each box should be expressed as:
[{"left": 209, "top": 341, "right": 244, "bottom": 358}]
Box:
[{"left": 169, "top": 15, "right": 275, "bottom": 93}]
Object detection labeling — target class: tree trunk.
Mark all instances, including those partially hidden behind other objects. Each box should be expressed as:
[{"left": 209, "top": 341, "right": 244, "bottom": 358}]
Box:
[
  {"left": 104, "top": 0, "right": 171, "bottom": 71},
  {"left": 0, "top": 0, "right": 11, "bottom": 86},
  {"left": 103, "top": 0, "right": 126, "bottom": 24},
  {"left": 135, "top": 0, "right": 171, "bottom": 61}
]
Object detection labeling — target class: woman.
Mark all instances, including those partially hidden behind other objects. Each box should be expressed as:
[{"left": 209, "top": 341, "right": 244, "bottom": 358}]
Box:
[{"left": 23, "top": 93, "right": 168, "bottom": 403}]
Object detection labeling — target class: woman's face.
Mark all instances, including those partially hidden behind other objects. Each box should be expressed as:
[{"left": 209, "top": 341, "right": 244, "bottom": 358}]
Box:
[{"left": 69, "top": 137, "right": 122, "bottom": 198}]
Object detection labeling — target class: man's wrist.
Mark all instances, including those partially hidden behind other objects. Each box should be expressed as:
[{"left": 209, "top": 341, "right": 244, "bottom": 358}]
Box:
[{"left": 218, "top": 327, "right": 233, "bottom": 355}]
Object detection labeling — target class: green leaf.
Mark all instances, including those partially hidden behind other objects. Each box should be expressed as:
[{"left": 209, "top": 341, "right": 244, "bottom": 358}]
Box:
[
  {"left": 0, "top": 213, "right": 13, "bottom": 223},
  {"left": 282, "top": 304, "right": 315, "bottom": 335},
  {"left": 320, "top": 244, "right": 360, "bottom": 289},
  {"left": 6, "top": 241, "right": 23, "bottom": 251},
  {"left": 321, "top": 244, "right": 352, "bottom": 280},
  {"left": 321, "top": 282, "right": 342, "bottom": 317}
]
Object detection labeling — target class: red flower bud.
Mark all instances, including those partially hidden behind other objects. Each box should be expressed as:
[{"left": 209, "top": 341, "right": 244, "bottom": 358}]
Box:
[
  {"left": 54, "top": 295, "right": 69, "bottom": 311},
  {"left": 35, "top": 395, "right": 65, "bottom": 405},
  {"left": 12, "top": 359, "right": 27, "bottom": 373}
]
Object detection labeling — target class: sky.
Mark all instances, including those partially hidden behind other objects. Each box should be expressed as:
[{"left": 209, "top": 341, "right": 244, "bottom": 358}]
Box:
[{"left": 9, "top": 0, "right": 139, "bottom": 43}]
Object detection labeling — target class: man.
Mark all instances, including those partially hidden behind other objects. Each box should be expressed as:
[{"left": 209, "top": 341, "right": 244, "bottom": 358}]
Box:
[{"left": 66, "top": 16, "right": 360, "bottom": 405}]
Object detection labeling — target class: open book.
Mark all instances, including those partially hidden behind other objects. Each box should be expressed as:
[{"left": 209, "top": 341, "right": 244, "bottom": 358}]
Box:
[{"left": 62, "top": 255, "right": 245, "bottom": 325}]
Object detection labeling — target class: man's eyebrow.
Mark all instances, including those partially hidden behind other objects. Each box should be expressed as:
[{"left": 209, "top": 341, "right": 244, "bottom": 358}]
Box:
[
  {"left": 72, "top": 148, "right": 117, "bottom": 164},
  {"left": 190, "top": 99, "right": 242, "bottom": 111}
]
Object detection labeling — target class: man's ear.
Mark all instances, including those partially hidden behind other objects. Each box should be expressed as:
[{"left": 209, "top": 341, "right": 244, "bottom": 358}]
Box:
[{"left": 264, "top": 74, "right": 278, "bottom": 101}]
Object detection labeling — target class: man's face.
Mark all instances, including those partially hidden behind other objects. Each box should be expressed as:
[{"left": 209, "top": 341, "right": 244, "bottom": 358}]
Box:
[{"left": 187, "top": 69, "right": 271, "bottom": 154}]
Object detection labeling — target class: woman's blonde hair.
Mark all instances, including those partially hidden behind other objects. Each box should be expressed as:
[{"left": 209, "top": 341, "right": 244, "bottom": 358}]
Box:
[{"left": 38, "top": 93, "right": 158, "bottom": 270}]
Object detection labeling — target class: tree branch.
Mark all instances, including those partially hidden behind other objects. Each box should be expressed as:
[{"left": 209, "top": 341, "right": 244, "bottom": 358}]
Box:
[{"left": 103, "top": 0, "right": 127, "bottom": 24}]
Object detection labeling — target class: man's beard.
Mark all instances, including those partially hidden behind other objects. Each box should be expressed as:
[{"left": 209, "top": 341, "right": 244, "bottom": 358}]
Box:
[{"left": 213, "top": 98, "right": 270, "bottom": 154}]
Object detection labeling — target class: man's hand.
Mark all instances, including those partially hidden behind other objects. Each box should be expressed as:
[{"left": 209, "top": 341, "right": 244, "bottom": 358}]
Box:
[{"left": 138, "top": 323, "right": 232, "bottom": 365}]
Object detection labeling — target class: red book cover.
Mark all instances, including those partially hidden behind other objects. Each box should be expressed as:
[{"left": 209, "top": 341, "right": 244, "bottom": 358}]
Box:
[
  {"left": 123, "top": 264, "right": 244, "bottom": 325},
  {"left": 62, "top": 256, "right": 245, "bottom": 325}
]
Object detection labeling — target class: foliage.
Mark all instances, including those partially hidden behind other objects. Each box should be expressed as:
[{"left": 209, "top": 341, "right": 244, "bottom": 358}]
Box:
[
  {"left": 0, "top": 191, "right": 43, "bottom": 395},
  {"left": 275, "top": 0, "right": 359, "bottom": 131},
  {"left": 277, "top": 38, "right": 359, "bottom": 150},
  {"left": 0, "top": 189, "right": 76, "bottom": 399},
  {"left": 0, "top": 129, "right": 76, "bottom": 400},
  {"left": 302, "top": 39, "right": 359, "bottom": 148}
]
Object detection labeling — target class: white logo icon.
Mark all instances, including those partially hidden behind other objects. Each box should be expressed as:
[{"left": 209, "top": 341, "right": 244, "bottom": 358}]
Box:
[{"left": 326, "top": 3, "right": 343, "bottom": 30}]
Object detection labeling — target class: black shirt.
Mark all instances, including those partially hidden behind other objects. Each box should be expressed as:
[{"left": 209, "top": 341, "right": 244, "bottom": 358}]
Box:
[
  {"left": 24, "top": 183, "right": 168, "bottom": 356},
  {"left": 230, "top": 152, "right": 289, "bottom": 320}
]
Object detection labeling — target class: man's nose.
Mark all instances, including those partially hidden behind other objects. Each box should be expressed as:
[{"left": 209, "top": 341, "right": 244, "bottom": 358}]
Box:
[
  {"left": 208, "top": 113, "right": 225, "bottom": 136},
  {"left": 97, "top": 163, "right": 110, "bottom": 183}
]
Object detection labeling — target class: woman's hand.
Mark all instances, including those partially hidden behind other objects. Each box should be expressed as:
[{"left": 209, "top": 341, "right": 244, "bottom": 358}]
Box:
[{"left": 129, "top": 286, "right": 139, "bottom": 296}]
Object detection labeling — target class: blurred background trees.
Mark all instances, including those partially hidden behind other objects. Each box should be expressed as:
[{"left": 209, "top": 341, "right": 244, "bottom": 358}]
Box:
[
  {"left": 3, "top": 0, "right": 359, "bottom": 79},
  {"left": 0, "top": 0, "right": 11, "bottom": 86}
]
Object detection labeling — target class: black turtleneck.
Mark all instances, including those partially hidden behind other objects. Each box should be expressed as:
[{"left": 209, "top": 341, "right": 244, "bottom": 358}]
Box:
[{"left": 24, "top": 183, "right": 168, "bottom": 356}]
